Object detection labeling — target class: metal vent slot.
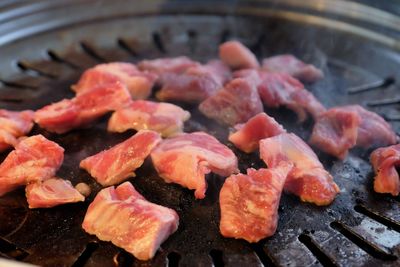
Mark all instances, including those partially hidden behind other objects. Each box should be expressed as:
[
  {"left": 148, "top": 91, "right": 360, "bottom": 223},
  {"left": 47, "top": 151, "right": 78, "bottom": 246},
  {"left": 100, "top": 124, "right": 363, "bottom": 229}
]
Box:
[
  {"left": 298, "top": 234, "right": 338, "bottom": 267},
  {"left": 209, "top": 249, "right": 224, "bottom": 267},
  {"left": 354, "top": 205, "right": 400, "bottom": 233},
  {"left": 250, "top": 244, "right": 277, "bottom": 267},
  {"left": 71, "top": 242, "right": 99, "bottom": 267},
  {"left": 152, "top": 32, "right": 167, "bottom": 54},
  {"left": 167, "top": 252, "right": 181, "bottom": 267},
  {"left": 347, "top": 76, "right": 395, "bottom": 94},
  {"left": 46, "top": 50, "right": 80, "bottom": 70},
  {"left": 16, "top": 61, "right": 58, "bottom": 79},
  {"left": 79, "top": 41, "right": 107, "bottom": 63},
  {"left": 117, "top": 38, "right": 138, "bottom": 57}
]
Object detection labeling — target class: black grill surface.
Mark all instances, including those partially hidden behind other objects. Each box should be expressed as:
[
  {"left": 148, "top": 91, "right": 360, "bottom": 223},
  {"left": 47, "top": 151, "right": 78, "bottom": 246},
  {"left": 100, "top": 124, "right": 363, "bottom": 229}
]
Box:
[{"left": 0, "top": 1, "right": 399, "bottom": 267}]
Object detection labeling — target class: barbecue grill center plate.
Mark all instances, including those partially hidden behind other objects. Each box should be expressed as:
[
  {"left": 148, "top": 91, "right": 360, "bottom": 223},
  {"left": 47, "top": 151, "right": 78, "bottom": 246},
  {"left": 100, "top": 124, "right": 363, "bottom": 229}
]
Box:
[{"left": 0, "top": 1, "right": 399, "bottom": 267}]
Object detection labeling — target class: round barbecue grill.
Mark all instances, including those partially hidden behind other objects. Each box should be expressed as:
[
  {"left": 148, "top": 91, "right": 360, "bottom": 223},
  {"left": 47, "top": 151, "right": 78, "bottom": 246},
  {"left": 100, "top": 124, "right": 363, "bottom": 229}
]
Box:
[{"left": 0, "top": 0, "right": 399, "bottom": 266}]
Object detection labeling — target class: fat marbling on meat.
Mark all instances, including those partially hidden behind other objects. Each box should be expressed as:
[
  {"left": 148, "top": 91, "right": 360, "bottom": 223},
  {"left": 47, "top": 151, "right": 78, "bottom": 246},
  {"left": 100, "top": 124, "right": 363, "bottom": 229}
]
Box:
[
  {"left": 262, "top": 54, "right": 324, "bottom": 83},
  {"left": 219, "top": 40, "right": 259, "bottom": 69},
  {"left": 72, "top": 62, "right": 157, "bottom": 99},
  {"left": 0, "top": 109, "right": 34, "bottom": 152},
  {"left": 108, "top": 100, "right": 190, "bottom": 137},
  {"left": 0, "top": 135, "right": 64, "bottom": 196},
  {"left": 151, "top": 132, "right": 238, "bottom": 199},
  {"left": 219, "top": 162, "right": 292, "bottom": 243},
  {"left": 260, "top": 133, "right": 339, "bottom": 206},
  {"left": 228, "top": 112, "right": 286, "bottom": 153},
  {"left": 26, "top": 178, "right": 85, "bottom": 208},
  {"left": 35, "top": 81, "right": 131, "bottom": 134},
  {"left": 82, "top": 182, "right": 179, "bottom": 261},
  {"left": 370, "top": 144, "right": 400, "bottom": 196},
  {"left": 80, "top": 130, "right": 161, "bottom": 186}
]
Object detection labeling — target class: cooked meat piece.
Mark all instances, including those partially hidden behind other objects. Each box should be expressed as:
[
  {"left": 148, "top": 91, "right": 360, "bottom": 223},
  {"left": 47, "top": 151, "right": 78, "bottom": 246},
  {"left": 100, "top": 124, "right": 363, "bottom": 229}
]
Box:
[
  {"left": 219, "top": 162, "right": 292, "bottom": 242},
  {"left": 260, "top": 133, "right": 339, "bottom": 206},
  {"left": 0, "top": 109, "right": 34, "bottom": 152},
  {"left": 151, "top": 132, "right": 238, "bottom": 199},
  {"left": 310, "top": 108, "right": 361, "bottom": 159},
  {"left": 370, "top": 144, "right": 400, "bottom": 196},
  {"left": 262, "top": 54, "right": 324, "bottom": 83},
  {"left": 232, "top": 69, "right": 262, "bottom": 87},
  {"left": 138, "top": 56, "right": 200, "bottom": 75},
  {"left": 108, "top": 100, "right": 190, "bottom": 138},
  {"left": 0, "top": 135, "right": 64, "bottom": 196},
  {"left": 35, "top": 81, "right": 132, "bottom": 134},
  {"left": 75, "top": 182, "right": 92, "bottom": 197},
  {"left": 310, "top": 105, "right": 397, "bottom": 159},
  {"left": 72, "top": 62, "right": 157, "bottom": 99},
  {"left": 80, "top": 130, "right": 161, "bottom": 186},
  {"left": 219, "top": 41, "right": 259, "bottom": 69},
  {"left": 26, "top": 178, "right": 85, "bottom": 208},
  {"left": 199, "top": 78, "right": 263, "bottom": 126},
  {"left": 82, "top": 182, "right": 179, "bottom": 261},
  {"left": 229, "top": 112, "right": 286, "bottom": 153},
  {"left": 204, "top": 59, "right": 232, "bottom": 85},
  {"left": 258, "top": 72, "right": 326, "bottom": 122}
]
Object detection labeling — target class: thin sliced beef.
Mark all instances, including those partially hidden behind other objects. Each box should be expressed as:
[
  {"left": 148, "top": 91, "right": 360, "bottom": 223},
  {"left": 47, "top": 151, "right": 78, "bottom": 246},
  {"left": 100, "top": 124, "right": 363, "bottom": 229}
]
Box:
[
  {"left": 108, "top": 100, "right": 190, "bottom": 138},
  {"left": 219, "top": 162, "right": 292, "bottom": 242},
  {"left": 258, "top": 72, "right": 326, "bottom": 122},
  {"left": 26, "top": 178, "right": 85, "bottom": 208},
  {"left": 229, "top": 112, "right": 286, "bottom": 153},
  {"left": 219, "top": 41, "right": 259, "bottom": 69},
  {"left": 35, "top": 82, "right": 132, "bottom": 134},
  {"left": 370, "top": 144, "right": 400, "bottom": 196},
  {"left": 138, "top": 56, "right": 200, "bottom": 75},
  {"left": 260, "top": 133, "right": 339, "bottom": 206},
  {"left": 151, "top": 132, "right": 238, "bottom": 199},
  {"left": 0, "top": 109, "right": 34, "bottom": 152},
  {"left": 0, "top": 135, "right": 64, "bottom": 196},
  {"left": 199, "top": 78, "right": 263, "bottom": 126},
  {"left": 80, "top": 130, "right": 161, "bottom": 186},
  {"left": 82, "top": 182, "right": 179, "bottom": 261},
  {"left": 72, "top": 62, "right": 157, "bottom": 99},
  {"left": 262, "top": 54, "right": 323, "bottom": 83}
]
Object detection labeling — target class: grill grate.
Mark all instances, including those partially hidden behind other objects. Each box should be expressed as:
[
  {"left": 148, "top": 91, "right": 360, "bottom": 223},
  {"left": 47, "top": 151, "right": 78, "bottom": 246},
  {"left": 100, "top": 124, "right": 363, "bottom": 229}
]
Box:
[{"left": 0, "top": 1, "right": 400, "bottom": 266}]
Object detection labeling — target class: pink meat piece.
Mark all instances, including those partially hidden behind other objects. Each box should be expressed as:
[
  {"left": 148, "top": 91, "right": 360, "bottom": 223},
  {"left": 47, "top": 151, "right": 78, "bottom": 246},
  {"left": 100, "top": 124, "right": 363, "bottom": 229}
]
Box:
[
  {"left": 138, "top": 56, "right": 200, "bottom": 75},
  {"left": 199, "top": 78, "right": 263, "bottom": 126},
  {"left": 310, "top": 107, "right": 361, "bottom": 159},
  {"left": 156, "top": 64, "right": 224, "bottom": 103},
  {"left": 108, "top": 100, "right": 190, "bottom": 138},
  {"left": 232, "top": 69, "right": 263, "bottom": 87},
  {"left": 258, "top": 72, "right": 326, "bottom": 122},
  {"left": 82, "top": 182, "right": 179, "bottom": 261},
  {"left": 219, "top": 162, "right": 292, "bottom": 243},
  {"left": 80, "top": 130, "right": 161, "bottom": 186},
  {"left": 0, "top": 135, "right": 64, "bottom": 196},
  {"left": 26, "top": 178, "right": 85, "bottom": 208},
  {"left": 0, "top": 109, "right": 34, "bottom": 152},
  {"left": 35, "top": 81, "right": 132, "bottom": 134},
  {"left": 229, "top": 112, "right": 286, "bottom": 153},
  {"left": 72, "top": 62, "right": 157, "bottom": 99},
  {"left": 151, "top": 132, "right": 238, "bottom": 199},
  {"left": 370, "top": 144, "right": 400, "bottom": 196},
  {"left": 262, "top": 54, "right": 324, "bottom": 83},
  {"left": 204, "top": 60, "right": 232, "bottom": 85},
  {"left": 260, "top": 133, "right": 340, "bottom": 206},
  {"left": 219, "top": 41, "right": 259, "bottom": 69},
  {"left": 310, "top": 105, "right": 397, "bottom": 159}
]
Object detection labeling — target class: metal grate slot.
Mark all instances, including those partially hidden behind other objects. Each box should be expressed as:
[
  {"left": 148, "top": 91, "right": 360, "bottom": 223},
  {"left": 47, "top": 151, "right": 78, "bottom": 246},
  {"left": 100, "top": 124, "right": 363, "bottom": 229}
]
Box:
[
  {"left": 117, "top": 38, "right": 138, "bottom": 57},
  {"left": 250, "top": 244, "right": 277, "bottom": 267},
  {"left": 354, "top": 204, "right": 400, "bottom": 233},
  {"left": 16, "top": 61, "right": 58, "bottom": 79},
  {"left": 187, "top": 29, "right": 197, "bottom": 54},
  {"left": 152, "top": 32, "right": 167, "bottom": 53},
  {"left": 115, "top": 250, "right": 134, "bottom": 267},
  {"left": 347, "top": 76, "right": 395, "bottom": 94},
  {"left": 250, "top": 33, "right": 266, "bottom": 58},
  {"left": 0, "top": 79, "right": 37, "bottom": 90},
  {"left": 298, "top": 234, "right": 338, "bottom": 267},
  {"left": 219, "top": 29, "right": 231, "bottom": 44},
  {"left": 366, "top": 97, "right": 400, "bottom": 107},
  {"left": 209, "top": 249, "right": 224, "bottom": 267},
  {"left": 330, "top": 221, "right": 397, "bottom": 261},
  {"left": 79, "top": 41, "right": 107, "bottom": 63},
  {"left": 0, "top": 95, "right": 23, "bottom": 103},
  {"left": 167, "top": 252, "right": 181, "bottom": 267},
  {"left": 71, "top": 242, "right": 99, "bottom": 267},
  {"left": 0, "top": 237, "right": 28, "bottom": 260},
  {"left": 46, "top": 50, "right": 80, "bottom": 70}
]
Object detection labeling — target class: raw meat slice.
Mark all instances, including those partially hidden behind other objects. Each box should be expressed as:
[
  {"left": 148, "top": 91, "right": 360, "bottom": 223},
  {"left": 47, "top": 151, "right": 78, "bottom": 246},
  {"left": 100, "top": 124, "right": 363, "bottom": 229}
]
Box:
[
  {"left": 229, "top": 112, "right": 286, "bottom": 153},
  {"left": 262, "top": 54, "right": 323, "bottom": 83},
  {"left": 260, "top": 133, "right": 339, "bottom": 205},
  {"left": 80, "top": 130, "right": 161, "bottom": 186},
  {"left": 108, "top": 100, "right": 190, "bottom": 137},
  {"left": 219, "top": 162, "right": 292, "bottom": 242},
  {"left": 82, "top": 182, "right": 179, "bottom": 261},
  {"left": 0, "top": 135, "right": 64, "bottom": 196},
  {"left": 151, "top": 132, "right": 238, "bottom": 199},
  {"left": 72, "top": 62, "right": 157, "bottom": 99},
  {"left": 205, "top": 60, "right": 232, "bottom": 85},
  {"left": 219, "top": 41, "right": 259, "bottom": 69},
  {"left": 232, "top": 69, "right": 263, "bottom": 87},
  {"left": 138, "top": 56, "right": 200, "bottom": 75},
  {"left": 199, "top": 78, "right": 263, "bottom": 126},
  {"left": 370, "top": 144, "right": 400, "bottom": 196},
  {"left": 26, "top": 178, "right": 85, "bottom": 208},
  {"left": 310, "top": 108, "right": 361, "bottom": 159},
  {"left": 35, "top": 81, "right": 132, "bottom": 134},
  {"left": 257, "top": 72, "right": 326, "bottom": 122},
  {"left": 0, "top": 109, "right": 34, "bottom": 152}
]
